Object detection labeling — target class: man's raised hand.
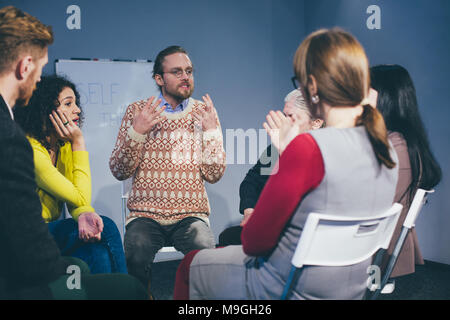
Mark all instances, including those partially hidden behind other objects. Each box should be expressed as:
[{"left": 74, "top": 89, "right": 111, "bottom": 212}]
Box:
[
  {"left": 192, "top": 93, "right": 218, "bottom": 132},
  {"left": 132, "top": 97, "right": 166, "bottom": 134}
]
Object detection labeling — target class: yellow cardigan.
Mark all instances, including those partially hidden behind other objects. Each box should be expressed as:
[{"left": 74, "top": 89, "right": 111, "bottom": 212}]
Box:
[{"left": 28, "top": 137, "right": 95, "bottom": 222}]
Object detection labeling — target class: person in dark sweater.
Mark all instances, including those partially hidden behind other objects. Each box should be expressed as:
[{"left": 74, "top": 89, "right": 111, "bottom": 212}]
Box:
[
  {"left": 218, "top": 89, "right": 324, "bottom": 246},
  {"left": 0, "top": 5, "right": 146, "bottom": 299}
]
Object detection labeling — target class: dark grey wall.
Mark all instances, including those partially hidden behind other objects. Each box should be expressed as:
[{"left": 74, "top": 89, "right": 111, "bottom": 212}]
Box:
[
  {"left": 4, "top": 0, "right": 449, "bottom": 264},
  {"left": 3, "top": 0, "right": 306, "bottom": 241},
  {"left": 304, "top": 0, "right": 450, "bottom": 264}
]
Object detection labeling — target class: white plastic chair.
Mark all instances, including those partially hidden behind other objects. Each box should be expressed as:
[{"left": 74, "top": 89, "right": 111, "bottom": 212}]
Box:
[
  {"left": 370, "top": 189, "right": 434, "bottom": 300},
  {"left": 121, "top": 178, "right": 184, "bottom": 263},
  {"left": 280, "top": 203, "right": 402, "bottom": 300}
]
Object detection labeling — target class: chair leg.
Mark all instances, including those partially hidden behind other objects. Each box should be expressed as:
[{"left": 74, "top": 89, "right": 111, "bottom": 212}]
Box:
[
  {"left": 121, "top": 197, "right": 127, "bottom": 236},
  {"left": 370, "top": 227, "right": 409, "bottom": 300},
  {"left": 281, "top": 266, "right": 302, "bottom": 300},
  {"left": 372, "top": 248, "right": 386, "bottom": 269}
]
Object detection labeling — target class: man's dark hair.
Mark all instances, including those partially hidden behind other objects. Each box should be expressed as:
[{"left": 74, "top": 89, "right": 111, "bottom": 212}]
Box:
[
  {"left": 152, "top": 45, "right": 188, "bottom": 78},
  {"left": 153, "top": 46, "right": 189, "bottom": 91},
  {"left": 14, "top": 75, "right": 84, "bottom": 150}
]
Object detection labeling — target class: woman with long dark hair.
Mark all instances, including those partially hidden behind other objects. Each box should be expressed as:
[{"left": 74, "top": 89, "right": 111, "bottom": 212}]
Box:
[
  {"left": 14, "top": 75, "right": 127, "bottom": 274},
  {"left": 371, "top": 65, "right": 442, "bottom": 277},
  {"left": 173, "top": 28, "right": 399, "bottom": 300}
]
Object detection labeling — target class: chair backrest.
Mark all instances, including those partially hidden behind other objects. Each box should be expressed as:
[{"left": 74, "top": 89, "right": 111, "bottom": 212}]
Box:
[
  {"left": 291, "top": 203, "right": 402, "bottom": 268},
  {"left": 403, "top": 189, "right": 434, "bottom": 229}
]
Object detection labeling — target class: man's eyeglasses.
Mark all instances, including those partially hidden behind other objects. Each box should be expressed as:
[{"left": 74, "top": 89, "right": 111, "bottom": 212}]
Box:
[
  {"left": 291, "top": 76, "right": 300, "bottom": 89},
  {"left": 163, "top": 68, "right": 194, "bottom": 79}
]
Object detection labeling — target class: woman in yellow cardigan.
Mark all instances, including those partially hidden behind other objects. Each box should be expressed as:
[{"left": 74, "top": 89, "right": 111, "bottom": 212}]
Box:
[{"left": 15, "top": 75, "right": 127, "bottom": 274}]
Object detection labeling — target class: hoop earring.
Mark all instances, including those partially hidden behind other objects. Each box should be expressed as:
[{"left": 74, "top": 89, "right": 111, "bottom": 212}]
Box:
[{"left": 311, "top": 95, "right": 320, "bottom": 104}]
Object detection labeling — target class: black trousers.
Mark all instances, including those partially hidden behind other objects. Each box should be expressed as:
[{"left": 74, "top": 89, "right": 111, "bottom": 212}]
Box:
[
  {"left": 218, "top": 225, "right": 243, "bottom": 247},
  {"left": 124, "top": 217, "right": 215, "bottom": 287}
]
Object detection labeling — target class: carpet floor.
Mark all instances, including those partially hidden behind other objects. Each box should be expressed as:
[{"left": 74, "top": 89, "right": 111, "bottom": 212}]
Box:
[{"left": 151, "top": 259, "right": 450, "bottom": 300}]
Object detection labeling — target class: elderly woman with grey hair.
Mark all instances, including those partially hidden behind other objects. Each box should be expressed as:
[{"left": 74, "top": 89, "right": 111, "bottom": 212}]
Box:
[
  {"left": 267, "top": 89, "right": 325, "bottom": 151},
  {"left": 218, "top": 89, "right": 324, "bottom": 246}
]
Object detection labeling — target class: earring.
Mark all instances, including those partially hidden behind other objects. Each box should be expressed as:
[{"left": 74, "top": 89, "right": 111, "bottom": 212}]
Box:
[{"left": 311, "top": 95, "right": 320, "bottom": 104}]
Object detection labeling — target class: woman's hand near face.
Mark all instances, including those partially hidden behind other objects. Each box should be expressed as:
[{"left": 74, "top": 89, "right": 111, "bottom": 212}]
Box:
[
  {"left": 264, "top": 110, "right": 301, "bottom": 154},
  {"left": 49, "top": 109, "right": 86, "bottom": 151}
]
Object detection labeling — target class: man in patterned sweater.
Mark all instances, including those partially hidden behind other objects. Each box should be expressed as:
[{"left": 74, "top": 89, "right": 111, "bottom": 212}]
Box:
[{"left": 109, "top": 46, "right": 226, "bottom": 295}]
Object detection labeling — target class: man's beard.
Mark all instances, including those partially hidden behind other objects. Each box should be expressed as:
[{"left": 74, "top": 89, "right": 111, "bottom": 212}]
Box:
[
  {"left": 15, "top": 73, "right": 37, "bottom": 108},
  {"left": 166, "top": 82, "right": 194, "bottom": 101}
]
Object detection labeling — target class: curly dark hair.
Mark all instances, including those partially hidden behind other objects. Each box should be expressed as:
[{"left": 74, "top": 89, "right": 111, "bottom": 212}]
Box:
[{"left": 14, "top": 75, "right": 84, "bottom": 150}]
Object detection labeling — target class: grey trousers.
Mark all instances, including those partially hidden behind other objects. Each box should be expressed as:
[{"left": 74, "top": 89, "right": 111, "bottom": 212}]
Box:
[
  {"left": 124, "top": 217, "right": 215, "bottom": 287},
  {"left": 189, "top": 245, "right": 371, "bottom": 300}
]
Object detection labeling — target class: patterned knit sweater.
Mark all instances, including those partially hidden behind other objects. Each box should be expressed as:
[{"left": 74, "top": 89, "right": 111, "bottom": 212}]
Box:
[{"left": 109, "top": 97, "right": 226, "bottom": 225}]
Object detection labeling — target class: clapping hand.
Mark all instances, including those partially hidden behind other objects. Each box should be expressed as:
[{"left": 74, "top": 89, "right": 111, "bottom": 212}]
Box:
[
  {"left": 132, "top": 96, "right": 166, "bottom": 135},
  {"left": 192, "top": 94, "right": 218, "bottom": 132}
]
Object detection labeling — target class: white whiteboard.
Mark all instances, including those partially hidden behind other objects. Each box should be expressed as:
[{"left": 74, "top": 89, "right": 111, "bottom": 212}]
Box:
[{"left": 56, "top": 59, "right": 160, "bottom": 239}]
